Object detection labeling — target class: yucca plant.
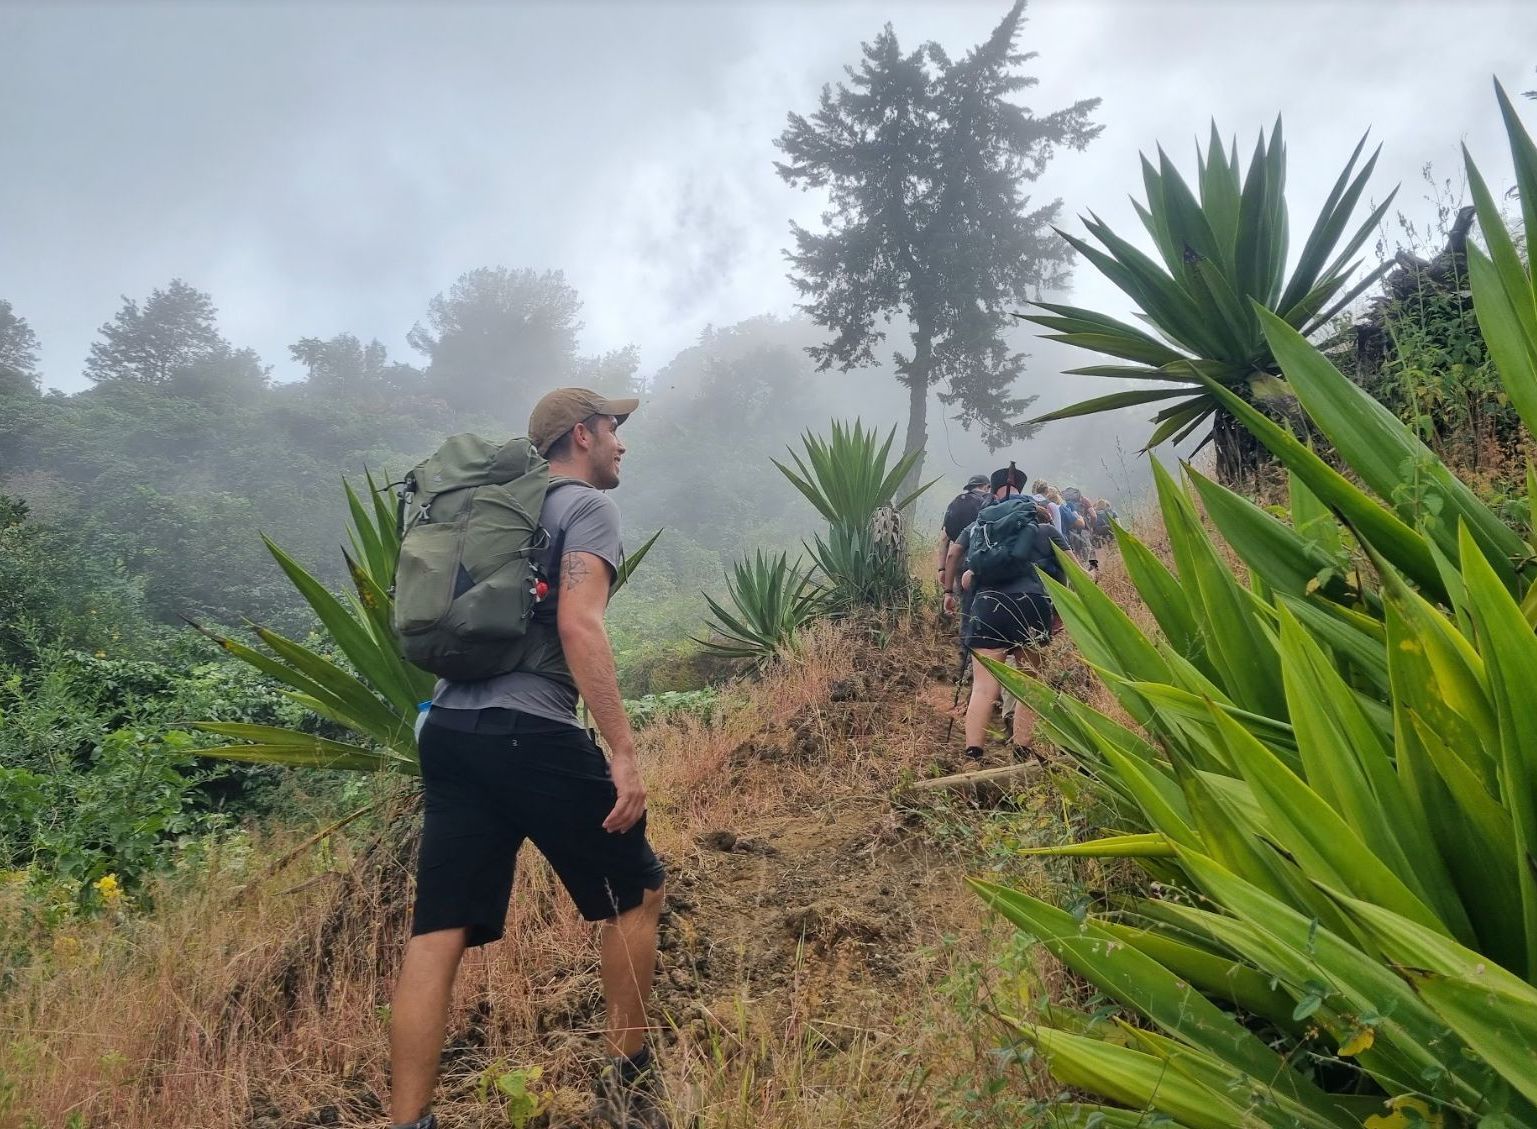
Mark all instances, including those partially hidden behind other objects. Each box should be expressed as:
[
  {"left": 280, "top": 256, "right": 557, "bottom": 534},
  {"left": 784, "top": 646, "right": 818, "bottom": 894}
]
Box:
[
  {"left": 194, "top": 472, "right": 660, "bottom": 774},
  {"left": 1021, "top": 120, "right": 1395, "bottom": 482},
  {"left": 695, "top": 550, "right": 823, "bottom": 663},
  {"left": 974, "top": 82, "right": 1537, "bottom": 1128}
]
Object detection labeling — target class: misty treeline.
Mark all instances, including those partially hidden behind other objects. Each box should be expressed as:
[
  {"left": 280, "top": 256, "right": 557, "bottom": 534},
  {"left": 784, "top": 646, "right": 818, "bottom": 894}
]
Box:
[{"left": 0, "top": 277, "right": 840, "bottom": 668}]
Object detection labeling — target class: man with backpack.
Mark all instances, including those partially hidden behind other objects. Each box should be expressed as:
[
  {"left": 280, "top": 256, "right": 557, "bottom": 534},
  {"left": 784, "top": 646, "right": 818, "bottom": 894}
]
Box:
[
  {"left": 935, "top": 474, "right": 991, "bottom": 601},
  {"left": 928, "top": 473, "right": 989, "bottom": 623},
  {"left": 389, "top": 388, "right": 669, "bottom": 1129},
  {"left": 942, "top": 466, "right": 1069, "bottom": 763}
]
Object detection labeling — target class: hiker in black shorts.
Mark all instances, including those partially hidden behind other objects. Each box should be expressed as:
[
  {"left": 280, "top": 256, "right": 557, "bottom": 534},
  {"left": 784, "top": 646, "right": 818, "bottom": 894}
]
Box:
[
  {"left": 942, "top": 466, "right": 1069, "bottom": 763},
  {"left": 390, "top": 389, "right": 668, "bottom": 1129}
]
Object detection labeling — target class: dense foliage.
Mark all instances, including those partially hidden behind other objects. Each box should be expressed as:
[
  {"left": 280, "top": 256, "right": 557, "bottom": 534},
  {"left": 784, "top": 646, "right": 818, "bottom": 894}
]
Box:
[{"left": 980, "top": 81, "right": 1537, "bottom": 1128}]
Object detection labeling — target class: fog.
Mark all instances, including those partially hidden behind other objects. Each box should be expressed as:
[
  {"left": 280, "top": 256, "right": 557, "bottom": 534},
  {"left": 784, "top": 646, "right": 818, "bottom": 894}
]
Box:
[{"left": 2, "top": 0, "right": 1535, "bottom": 624}]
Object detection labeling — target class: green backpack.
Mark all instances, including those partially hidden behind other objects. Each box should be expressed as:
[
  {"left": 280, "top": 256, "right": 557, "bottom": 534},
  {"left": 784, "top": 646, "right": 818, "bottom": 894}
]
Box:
[
  {"left": 965, "top": 496, "right": 1042, "bottom": 586},
  {"left": 392, "top": 434, "right": 575, "bottom": 683}
]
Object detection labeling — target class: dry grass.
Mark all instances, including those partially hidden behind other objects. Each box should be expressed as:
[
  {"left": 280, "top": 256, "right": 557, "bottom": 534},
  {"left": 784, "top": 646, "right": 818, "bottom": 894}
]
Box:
[{"left": 0, "top": 607, "right": 1084, "bottom": 1129}]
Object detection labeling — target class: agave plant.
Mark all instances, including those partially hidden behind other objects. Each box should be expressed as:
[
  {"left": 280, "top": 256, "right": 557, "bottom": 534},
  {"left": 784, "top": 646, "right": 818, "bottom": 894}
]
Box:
[
  {"left": 804, "top": 520, "right": 910, "bottom": 613},
  {"left": 773, "top": 419, "right": 936, "bottom": 526},
  {"left": 773, "top": 419, "right": 937, "bottom": 609},
  {"left": 974, "top": 83, "right": 1537, "bottom": 1128},
  {"left": 1021, "top": 120, "right": 1395, "bottom": 482},
  {"left": 194, "top": 473, "right": 660, "bottom": 774},
  {"left": 695, "top": 550, "right": 823, "bottom": 664}
]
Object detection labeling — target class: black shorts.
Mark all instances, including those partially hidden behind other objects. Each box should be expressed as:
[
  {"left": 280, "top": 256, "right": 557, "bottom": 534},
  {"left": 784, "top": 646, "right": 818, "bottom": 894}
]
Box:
[
  {"left": 413, "top": 708, "right": 666, "bottom": 947},
  {"left": 965, "top": 590, "right": 1053, "bottom": 651}
]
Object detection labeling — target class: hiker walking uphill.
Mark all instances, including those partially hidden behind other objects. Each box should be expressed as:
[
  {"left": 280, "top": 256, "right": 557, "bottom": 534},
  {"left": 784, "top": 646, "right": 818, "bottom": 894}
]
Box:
[
  {"left": 936, "top": 473, "right": 992, "bottom": 620},
  {"left": 388, "top": 388, "right": 669, "bottom": 1129},
  {"left": 943, "top": 466, "right": 1069, "bottom": 764}
]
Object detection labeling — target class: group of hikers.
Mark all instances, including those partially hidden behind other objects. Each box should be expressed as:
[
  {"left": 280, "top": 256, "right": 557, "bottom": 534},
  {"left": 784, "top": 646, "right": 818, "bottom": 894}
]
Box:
[
  {"left": 933, "top": 467, "right": 1115, "bottom": 764},
  {"left": 384, "top": 389, "right": 1118, "bottom": 1129}
]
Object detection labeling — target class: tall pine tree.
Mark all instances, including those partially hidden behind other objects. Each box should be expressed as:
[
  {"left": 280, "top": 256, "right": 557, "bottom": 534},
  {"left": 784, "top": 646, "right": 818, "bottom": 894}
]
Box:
[{"left": 775, "top": 1, "right": 1099, "bottom": 488}]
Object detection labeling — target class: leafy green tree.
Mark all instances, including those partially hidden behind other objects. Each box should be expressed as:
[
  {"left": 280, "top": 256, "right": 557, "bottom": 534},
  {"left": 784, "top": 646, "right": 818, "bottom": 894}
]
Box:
[
  {"left": 408, "top": 267, "right": 634, "bottom": 419},
  {"left": 167, "top": 345, "right": 270, "bottom": 405},
  {"left": 0, "top": 299, "right": 41, "bottom": 395},
  {"left": 774, "top": 0, "right": 1100, "bottom": 491},
  {"left": 290, "top": 332, "right": 423, "bottom": 396},
  {"left": 85, "top": 278, "right": 228, "bottom": 386},
  {"left": 0, "top": 493, "right": 157, "bottom": 667}
]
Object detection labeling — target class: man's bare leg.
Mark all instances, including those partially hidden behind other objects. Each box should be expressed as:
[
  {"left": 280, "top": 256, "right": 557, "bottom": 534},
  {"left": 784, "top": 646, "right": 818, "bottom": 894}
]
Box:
[
  {"left": 390, "top": 927, "right": 469, "bottom": 1124},
  {"left": 964, "top": 648, "right": 1009, "bottom": 750},
  {"left": 600, "top": 885, "right": 666, "bottom": 1057},
  {"left": 1008, "top": 645, "right": 1040, "bottom": 749}
]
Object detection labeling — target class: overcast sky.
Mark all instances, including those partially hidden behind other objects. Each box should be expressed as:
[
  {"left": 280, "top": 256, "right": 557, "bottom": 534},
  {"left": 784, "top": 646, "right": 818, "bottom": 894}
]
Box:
[{"left": 3, "top": 0, "right": 1535, "bottom": 398}]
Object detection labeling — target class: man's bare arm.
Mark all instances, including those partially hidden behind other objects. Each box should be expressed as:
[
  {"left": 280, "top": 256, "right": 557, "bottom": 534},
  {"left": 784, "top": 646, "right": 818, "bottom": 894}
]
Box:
[
  {"left": 943, "top": 541, "right": 965, "bottom": 594},
  {"left": 556, "top": 549, "right": 644, "bottom": 833}
]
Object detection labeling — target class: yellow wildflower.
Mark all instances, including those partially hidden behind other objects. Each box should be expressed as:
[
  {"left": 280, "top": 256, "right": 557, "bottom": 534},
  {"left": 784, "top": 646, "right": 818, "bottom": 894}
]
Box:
[
  {"left": 1338, "top": 1026, "right": 1375, "bottom": 1056},
  {"left": 94, "top": 873, "right": 122, "bottom": 902}
]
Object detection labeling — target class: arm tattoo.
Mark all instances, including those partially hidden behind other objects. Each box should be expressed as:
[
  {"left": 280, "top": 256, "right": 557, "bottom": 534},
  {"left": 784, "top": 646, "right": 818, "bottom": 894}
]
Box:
[{"left": 559, "top": 551, "right": 592, "bottom": 592}]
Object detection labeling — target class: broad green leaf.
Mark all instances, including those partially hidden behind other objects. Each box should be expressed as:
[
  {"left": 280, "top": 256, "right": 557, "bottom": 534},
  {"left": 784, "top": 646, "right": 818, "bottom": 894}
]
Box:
[
  {"left": 1275, "top": 606, "right": 1469, "bottom": 938},
  {"left": 1097, "top": 918, "right": 1296, "bottom": 1021},
  {"left": 1205, "top": 704, "right": 1449, "bottom": 937},
  {"left": 196, "top": 724, "right": 415, "bottom": 774},
  {"left": 1334, "top": 892, "right": 1537, "bottom": 1109},
  {"left": 1257, "top": 307, "right": 1524, "bottom": 593},
  {"left": 1112, "top": 522, "right": 1212, "bottom": 677},
  {"left": 262, "top": 534, "right": 420, "bottom": 713},
  {"left": 1186, "top": 465, "right": 1356, "bottom": 604},
  {"left": 1006, "top": 1021, "right": 1260, "bottom": 1129},
  {"left": 971, "top": 881, "right": 1315, "bottom": 1101},
  {"left": 1459, "top": 523, "right": 1537, "bottom": 980},
  {"left": 1196, "top": 376, "right": 1446, "bottom": 601},
  {"left": 1016, "top": 832, "right": 1175, "bottom": 858},
  {"left": 1153, "top": 460, "right": 1284, "bottom": 717},
  {"left": 1170, "top": 853, "right": 1492, "bottom": 1106},
  {"left": 1031, "top": 386, "right": 1195, "bottom": 423}
]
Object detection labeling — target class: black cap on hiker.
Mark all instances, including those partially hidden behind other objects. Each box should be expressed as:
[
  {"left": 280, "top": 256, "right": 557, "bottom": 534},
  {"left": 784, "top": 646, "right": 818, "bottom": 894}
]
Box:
[
  {"left": 964, "top": 474, "right": 989, "bottom": 489},
  {"left": 990, "top": 466, "right": 1025, "bottom": 492}
]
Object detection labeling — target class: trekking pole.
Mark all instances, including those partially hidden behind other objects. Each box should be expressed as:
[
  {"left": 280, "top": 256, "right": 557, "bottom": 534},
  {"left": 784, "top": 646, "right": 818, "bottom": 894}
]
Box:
[{"left": 944, "top": 639, "right": 970, "bottom": 743}]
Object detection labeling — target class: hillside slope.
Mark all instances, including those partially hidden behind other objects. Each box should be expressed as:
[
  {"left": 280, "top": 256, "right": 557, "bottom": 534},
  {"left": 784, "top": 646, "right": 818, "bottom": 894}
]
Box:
[{"left": 4, "top": 611, "right": 1089, "bottom": 1129}]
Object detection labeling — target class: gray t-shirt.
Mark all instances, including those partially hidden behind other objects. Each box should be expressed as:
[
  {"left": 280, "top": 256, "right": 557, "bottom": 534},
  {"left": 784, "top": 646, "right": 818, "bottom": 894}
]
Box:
[{"left": 430, "top": 481, "right": 624, "bottom": 727}]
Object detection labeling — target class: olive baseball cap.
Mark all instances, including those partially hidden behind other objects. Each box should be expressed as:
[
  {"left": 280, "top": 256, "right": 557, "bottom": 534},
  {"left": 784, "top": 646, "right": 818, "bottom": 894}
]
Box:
[{"left": 528, "top": 387, "right": 640, "bottom": 455}]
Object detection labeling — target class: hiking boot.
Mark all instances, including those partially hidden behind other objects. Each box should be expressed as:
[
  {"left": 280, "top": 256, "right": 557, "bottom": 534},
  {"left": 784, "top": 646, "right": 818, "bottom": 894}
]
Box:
[
  {"left": 591, "top": 1048, "right": 670, "bottom": 1129},
  {"left": 391, "top": 1114, "right": 436, "bottom": 1129},
  {"left": 964, "top": 745, "right": 986, "bottom": 762}
]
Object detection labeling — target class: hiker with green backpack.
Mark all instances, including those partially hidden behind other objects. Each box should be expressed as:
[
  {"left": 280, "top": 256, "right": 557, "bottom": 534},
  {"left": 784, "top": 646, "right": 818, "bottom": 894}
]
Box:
[
  {"left": 388, "top": 388, "right": 669, "bottom": 1129},
  {"left": 941, "top": 465, "right": 1069, "bottom": 765}
]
